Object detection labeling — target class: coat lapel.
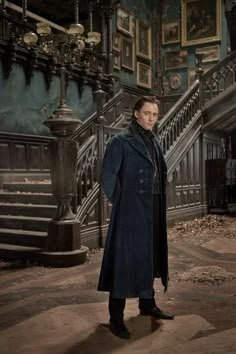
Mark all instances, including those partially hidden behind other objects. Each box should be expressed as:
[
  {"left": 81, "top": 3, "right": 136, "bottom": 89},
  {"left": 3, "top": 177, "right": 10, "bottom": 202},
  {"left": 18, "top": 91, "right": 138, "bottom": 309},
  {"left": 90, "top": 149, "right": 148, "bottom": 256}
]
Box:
[{"left": 124, "top": 128, "right": 153, "bottom": 166}]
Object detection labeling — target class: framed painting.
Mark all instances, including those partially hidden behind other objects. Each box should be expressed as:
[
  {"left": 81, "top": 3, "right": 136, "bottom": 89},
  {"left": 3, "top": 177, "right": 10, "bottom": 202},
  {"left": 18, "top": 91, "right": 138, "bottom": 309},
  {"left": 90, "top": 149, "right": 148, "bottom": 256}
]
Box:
[
  {"left": 137, "top": 62, "right": 152, "bottom": 89},
  {"left": 121, "top": 37, "right": 134, "bottom": 71},
  {"left": 169, "top": 73, "right": 182, "bottom": 90},
  {"left": 113, "top": 51, "right": 121, "bottom": 70},
  {"left": 195, "top": 45, "right": 220, "bottom": 63},
  {"left": 162, "top": 22, "right": 180, "bottom": 45},
  {"left": 181, "top": 0, "right": 221, "bottom": 46},
  {"left": 164, "top": 49, "right": 188, "bottom": 70},
  {"left": 113, "top": 32, "right": 121, "bottom": 51},
  {"left": 117, "top": 6, "right": 134, "bottom": 37},
  {"left": 136, "top": 20, "right": 152, "bottom": 60}
]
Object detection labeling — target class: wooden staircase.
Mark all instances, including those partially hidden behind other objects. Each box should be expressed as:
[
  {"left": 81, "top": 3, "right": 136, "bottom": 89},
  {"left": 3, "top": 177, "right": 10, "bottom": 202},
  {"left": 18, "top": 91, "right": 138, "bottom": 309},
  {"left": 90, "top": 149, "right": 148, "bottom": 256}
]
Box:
[{"left": 0, "top": 177, "right": 56, "bottom": 258}]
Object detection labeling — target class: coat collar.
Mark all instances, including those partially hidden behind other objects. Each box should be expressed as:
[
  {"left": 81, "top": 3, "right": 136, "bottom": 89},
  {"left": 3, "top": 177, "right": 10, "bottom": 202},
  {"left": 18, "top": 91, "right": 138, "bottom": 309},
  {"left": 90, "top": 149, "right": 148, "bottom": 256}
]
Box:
[{"left": 124, "top": 124, "right": 153, "bottom": 165}]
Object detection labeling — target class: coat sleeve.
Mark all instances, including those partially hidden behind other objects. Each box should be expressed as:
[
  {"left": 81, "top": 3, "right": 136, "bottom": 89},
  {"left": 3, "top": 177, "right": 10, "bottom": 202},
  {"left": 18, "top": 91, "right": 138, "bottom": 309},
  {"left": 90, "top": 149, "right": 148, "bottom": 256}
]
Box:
[{"left": 100, "top": 135, "right": 124, "bottom": 203}]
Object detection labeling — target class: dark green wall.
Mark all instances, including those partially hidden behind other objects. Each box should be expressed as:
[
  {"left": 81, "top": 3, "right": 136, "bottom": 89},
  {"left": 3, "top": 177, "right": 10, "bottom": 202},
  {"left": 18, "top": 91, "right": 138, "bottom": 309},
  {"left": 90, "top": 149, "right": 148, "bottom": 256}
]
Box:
[{"left": 0, "top": 62, "right": 96, "bottom": 135}]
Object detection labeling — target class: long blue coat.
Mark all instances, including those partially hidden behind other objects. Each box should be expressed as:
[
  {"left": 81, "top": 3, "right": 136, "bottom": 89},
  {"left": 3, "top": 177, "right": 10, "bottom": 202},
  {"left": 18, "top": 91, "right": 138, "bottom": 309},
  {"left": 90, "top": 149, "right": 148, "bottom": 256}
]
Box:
[{"left": 97, "top": 125, "right": 168, "bottom": 298}]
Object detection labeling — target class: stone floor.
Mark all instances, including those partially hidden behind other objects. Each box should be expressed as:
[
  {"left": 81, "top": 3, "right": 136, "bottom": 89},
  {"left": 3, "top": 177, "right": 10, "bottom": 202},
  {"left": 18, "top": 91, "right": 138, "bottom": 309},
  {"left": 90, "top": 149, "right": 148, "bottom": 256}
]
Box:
[{"left": 0, "top": 215, "right": 235, "bottom": 354}]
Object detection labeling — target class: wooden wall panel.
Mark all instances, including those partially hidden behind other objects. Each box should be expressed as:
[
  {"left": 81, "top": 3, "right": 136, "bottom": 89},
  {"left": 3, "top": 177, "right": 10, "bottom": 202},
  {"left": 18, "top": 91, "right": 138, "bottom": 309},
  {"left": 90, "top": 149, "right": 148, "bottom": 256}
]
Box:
[
  {"left": 0, "top": 143, "right": 10, "bottom": 170},
  {"left": 14, "top": 144, "right": 27, "bottom": 171},
  {"left": 0, "top": 133, "right": 52, "bottom": 173}
]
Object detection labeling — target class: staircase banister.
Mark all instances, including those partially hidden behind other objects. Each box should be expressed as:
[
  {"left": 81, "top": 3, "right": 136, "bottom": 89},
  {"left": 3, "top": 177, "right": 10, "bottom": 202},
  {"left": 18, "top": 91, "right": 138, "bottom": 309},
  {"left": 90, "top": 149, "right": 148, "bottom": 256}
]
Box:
[
  {"left": 202, "top": 49, "right": 236, "bottom": 80},
  {"left": 77, "top": 135, "right": 96, "bottom": 163},
  {"left": 158, "top": 81, "right": 199, "bottom": 130},
  {"left": 71, "top": 89, "right": 123, "bottom": 140}
]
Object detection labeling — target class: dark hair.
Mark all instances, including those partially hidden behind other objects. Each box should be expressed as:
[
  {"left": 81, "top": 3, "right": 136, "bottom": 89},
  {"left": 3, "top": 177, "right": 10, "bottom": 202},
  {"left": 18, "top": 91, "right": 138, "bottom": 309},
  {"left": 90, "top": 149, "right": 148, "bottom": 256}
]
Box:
[{"left": 131, "top": 96, "right": 160, "bottom": 120}]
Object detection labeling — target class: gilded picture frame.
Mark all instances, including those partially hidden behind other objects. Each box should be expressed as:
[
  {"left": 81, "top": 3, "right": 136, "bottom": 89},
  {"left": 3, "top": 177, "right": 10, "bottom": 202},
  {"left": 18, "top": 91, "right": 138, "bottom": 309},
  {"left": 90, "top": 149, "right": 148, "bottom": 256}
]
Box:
[
  {"left": 113, "top": 32, "right": 121, "bottom": 51},
  {"left": 117, "top": 6, "right": 134, "bottom": 37},
  {"left": 137, "top": 62, "right": 152, "bottom": 89},
  {"left": 162, "top": 22, "right": 180, "bottom": 45},
  {"left": 164, "top": 49, "right": 188, "bottom": 70},
  {"left": 181, "top": 0, "right": 221, "bottom": 46},
  {"left": 121, "top": 37, "right": 135, "bottom": 71},
  {"left": 113, "top": 51, "right": 121, "bottom": 70},
  {"left": 136, "top": 20, "right": 152, "bottom": 60},
  {"left": 195, "top": 45, "right": 220, "bottom": 63},
  {"left": 169, "top": 73, "right": 182, "bottom": 90}
]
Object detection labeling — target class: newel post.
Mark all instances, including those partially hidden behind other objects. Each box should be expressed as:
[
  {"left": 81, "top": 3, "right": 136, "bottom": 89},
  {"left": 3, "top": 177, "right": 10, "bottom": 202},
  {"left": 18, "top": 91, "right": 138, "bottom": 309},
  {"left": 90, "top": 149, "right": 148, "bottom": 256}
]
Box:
[
  {"left": 42, "top": 43, "right": 88, "bottom": 266},
  {"left": 195, "top": 52, "right": 205, "bottom": 110}
]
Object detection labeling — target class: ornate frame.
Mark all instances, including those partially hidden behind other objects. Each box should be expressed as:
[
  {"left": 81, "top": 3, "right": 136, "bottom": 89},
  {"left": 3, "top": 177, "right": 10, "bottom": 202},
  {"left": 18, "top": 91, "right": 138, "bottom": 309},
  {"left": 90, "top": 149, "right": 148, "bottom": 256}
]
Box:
[
  {"left": 137, "top": 62, "right": 152, "bottom": 89},
  {"left": 121, "top": 37, "right": 134, "bottom": 71},
  {"left": 113, "top": 51, "right": 121, "bottom": 70},
  {"left": 181, "top": 0, "right": 221, "bottom": 46},
  {"left": 117, "top": 6, "right": 134, "bottom": 37},
  {"left": 136, "top": 20, "right": 152, "bottom": 60},
  {"left": 162, "top": 22, "right": 180, "bottom": 45},
  {"left": 113, "top": 32, "right": 121, "bottom": 51},
  {"left": 164, "top": 49, "right": 188, "bottom": 70},
  {"left": 195, "top": 45, "right": 220, "bottom": 63},
  {"left": 169, "top": 73, "right": 182, "bottom": 90}
]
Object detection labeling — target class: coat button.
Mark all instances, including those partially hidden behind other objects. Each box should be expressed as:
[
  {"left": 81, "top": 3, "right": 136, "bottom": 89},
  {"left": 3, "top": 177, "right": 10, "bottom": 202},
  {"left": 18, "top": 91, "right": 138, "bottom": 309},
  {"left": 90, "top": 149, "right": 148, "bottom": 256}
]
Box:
[
  {"left": 139, "top": 169, "right": 143, "bottom": 173},
  {"left": 140, "top": 179, "right": 144, "bottom": 183},
  {"left": 139, "top": 189, "right": 144, "bottom": 194}
]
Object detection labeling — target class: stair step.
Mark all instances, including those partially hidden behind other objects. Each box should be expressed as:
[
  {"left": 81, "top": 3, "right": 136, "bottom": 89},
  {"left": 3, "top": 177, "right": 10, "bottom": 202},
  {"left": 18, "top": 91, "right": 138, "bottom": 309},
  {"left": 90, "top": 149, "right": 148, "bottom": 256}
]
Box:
[
  {"left": 0, "top": 203, "right": 56, "bottom": 218},
  {"left": 0, "top": 228, "right": 47, "bottom": 248},
  {"left": 0, "top": 215, "right": 50, "bottom": 232},
  {"left": 0, "top": 243, "right": 43, "bottom": 261},
  {"left": 0, "top": 192, "right": 56, "bottom": 205},
  {"left": 3, "top": 182, "right": 52, "bottom": 193}
]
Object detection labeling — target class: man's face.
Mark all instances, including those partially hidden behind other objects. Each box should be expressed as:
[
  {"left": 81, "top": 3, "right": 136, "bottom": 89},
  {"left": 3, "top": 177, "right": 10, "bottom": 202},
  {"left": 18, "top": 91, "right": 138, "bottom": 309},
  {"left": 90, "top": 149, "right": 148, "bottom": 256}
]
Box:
[{"left": 135, "top": 102, "right": 159, "bottom": 131}]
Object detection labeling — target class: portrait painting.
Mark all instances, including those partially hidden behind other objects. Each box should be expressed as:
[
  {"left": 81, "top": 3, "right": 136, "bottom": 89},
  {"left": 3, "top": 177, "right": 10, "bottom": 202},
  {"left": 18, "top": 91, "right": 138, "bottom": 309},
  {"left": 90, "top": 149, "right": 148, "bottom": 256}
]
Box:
[
  {"left": 137, "top": 62, "right": 152, "bottom": 89},
  {"left": 164, "top": 49, "right": 188, "bottom": 70},
  {"left": 121, "top": 37, "right": 134, "bottom": 71},
  {"left": 195, "top": 45, "right": 220, "bottom": 63},
  {"left": 113, "top": 51, "right": 121, "bottom": 70},
  {"left": 162, "top": 22, "right": 180, "bottom": 45},
  {"left": 136, "top": 20, "right": 152, "bottom": 60},
  {"left": 117, "top": 7, "right": 134, "bottom": 36},
  {"left": 113, "top": 32, "right": 121, "bottom": 51},
  {"left": 181, "top": 0, "right": 221, "bottom": 46}
]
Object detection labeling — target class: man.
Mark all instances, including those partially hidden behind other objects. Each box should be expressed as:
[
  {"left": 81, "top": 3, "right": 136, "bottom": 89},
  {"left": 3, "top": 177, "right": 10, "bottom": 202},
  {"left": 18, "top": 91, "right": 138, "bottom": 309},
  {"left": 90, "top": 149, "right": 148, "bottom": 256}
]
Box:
[{"left": 97, "top": 96, "right": 174, "bottom": 339}]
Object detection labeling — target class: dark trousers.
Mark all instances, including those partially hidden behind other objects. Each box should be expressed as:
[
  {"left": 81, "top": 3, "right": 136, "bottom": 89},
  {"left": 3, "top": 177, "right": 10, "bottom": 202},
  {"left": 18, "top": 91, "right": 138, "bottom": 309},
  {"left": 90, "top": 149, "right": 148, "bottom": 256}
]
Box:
[{"left": 109, "top": 291, "right": 156, "bottom": 322}]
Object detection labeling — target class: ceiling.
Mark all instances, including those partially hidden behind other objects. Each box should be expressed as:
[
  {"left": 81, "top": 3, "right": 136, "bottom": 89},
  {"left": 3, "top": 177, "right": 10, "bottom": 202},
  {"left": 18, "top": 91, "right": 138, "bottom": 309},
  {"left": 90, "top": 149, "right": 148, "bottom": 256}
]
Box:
[{"left": 9, "top": 0, "right": 101, "bottom": 26}]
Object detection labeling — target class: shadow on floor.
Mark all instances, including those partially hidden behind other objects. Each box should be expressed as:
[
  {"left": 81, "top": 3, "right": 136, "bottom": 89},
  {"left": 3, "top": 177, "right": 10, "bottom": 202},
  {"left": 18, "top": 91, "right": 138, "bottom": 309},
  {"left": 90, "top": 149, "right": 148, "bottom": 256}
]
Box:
[{"left": 65, "top": 315, "right": 163, "bottom": 354}]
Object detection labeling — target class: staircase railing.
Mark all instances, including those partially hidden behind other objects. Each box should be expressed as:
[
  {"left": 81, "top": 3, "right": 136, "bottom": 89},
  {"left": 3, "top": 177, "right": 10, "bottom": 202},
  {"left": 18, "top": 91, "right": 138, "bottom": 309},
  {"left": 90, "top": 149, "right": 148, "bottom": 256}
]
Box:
[
  {"left": 159, "top": 50, "right": 236, "bottom": 157},
  {"left": 72, "top": 50, "right": 236, "bottom": 246},
  {"left": 158, "top": 82, "right": 200, "bottom": 155},
  {"left": 72, "top": 90, "right": 124, "bottom": 224},
  {"left": 201, "top": 50, "right": 236, "bottom": 106}
]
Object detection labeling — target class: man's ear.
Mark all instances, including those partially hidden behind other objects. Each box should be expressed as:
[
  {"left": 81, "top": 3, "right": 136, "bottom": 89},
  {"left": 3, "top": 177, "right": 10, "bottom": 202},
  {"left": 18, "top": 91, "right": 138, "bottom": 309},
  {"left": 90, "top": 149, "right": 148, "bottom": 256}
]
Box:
[{"left": 134, "top": 110, "right": 138, "bottom": 119}]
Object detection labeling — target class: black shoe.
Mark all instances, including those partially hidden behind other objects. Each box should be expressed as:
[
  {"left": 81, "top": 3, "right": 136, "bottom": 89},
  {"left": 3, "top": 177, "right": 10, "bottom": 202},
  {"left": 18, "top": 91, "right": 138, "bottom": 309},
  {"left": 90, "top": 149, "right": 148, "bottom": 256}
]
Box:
[
  {"left": 140, "top": 306, "right": 174, "bottom": 320},
  {"left": 109, "top": 320, "right": 131, "bottom": 339}
]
